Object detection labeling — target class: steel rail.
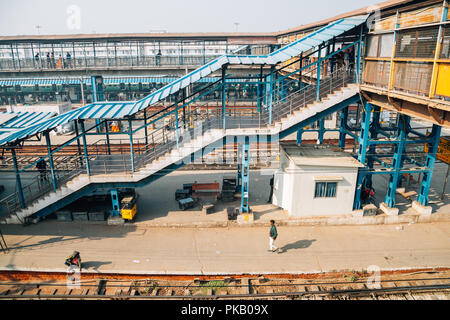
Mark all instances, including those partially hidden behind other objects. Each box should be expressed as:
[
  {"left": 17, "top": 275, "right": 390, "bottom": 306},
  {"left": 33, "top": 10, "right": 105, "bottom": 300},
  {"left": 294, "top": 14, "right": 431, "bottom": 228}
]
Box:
[{"left": 0, "top": 283, "right": 448, "bottom": 300}]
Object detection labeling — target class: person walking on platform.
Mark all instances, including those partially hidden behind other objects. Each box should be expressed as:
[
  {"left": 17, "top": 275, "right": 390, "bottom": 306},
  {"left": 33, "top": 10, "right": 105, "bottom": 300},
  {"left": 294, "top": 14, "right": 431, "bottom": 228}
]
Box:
[
  {"left": 36, "top": 159, "right": 47, "bottom": 182},
  {"left": 46, "top": 52, "right": 51, "bottom": 68},
  {"left": 268, "top": 220, "right": 278, "bottom": 252},
  {"left": 66, "top": 52, "right": 71, "bottom": 68},
  {"left": 65, "top": 251, "right": 82, "bottom": 271}
]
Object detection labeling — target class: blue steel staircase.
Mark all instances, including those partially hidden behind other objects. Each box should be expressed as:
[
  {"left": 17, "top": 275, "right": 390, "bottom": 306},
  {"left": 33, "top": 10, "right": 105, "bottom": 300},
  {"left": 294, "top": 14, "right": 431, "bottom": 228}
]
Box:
[
  {"left": 0, "top": 16, "right": 368, "bottom": 224},
  {"left": 1, "top": 68, "right": 359, "bottom": 224}
]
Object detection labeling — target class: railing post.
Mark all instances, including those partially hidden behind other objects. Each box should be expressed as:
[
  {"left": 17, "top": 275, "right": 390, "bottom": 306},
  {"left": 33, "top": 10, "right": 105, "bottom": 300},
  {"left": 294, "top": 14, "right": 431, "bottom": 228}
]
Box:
[
  {"left": 10, "top": 147, "right": 25, "bottom": 209},
  {"left": 44, "top": 131, "right": 57, "bottom": 192},
  {"left": 316, "top": 44, "right": 322, "bottom": 101}
]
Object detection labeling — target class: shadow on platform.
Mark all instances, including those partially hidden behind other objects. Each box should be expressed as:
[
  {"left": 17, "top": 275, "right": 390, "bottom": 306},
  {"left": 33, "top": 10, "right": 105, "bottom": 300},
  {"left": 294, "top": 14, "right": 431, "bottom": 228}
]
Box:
[{"left": 278, "top": 239, "right": 316, "bottom": 253}]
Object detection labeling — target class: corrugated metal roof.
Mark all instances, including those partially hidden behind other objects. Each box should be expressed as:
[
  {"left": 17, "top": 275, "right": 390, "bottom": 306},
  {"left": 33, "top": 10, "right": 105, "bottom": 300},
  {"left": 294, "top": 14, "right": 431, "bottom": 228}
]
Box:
[
  {"left": 0, "top": 111, "right": 55, "bottom": 129},
  {"left": 0, "top": 15, "right": 367, "bottom": 146}
]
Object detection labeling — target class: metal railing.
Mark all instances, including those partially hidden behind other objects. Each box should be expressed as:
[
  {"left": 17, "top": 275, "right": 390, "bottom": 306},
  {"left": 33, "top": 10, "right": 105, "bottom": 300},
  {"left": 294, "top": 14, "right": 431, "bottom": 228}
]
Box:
[{"left": 0, "top": 55, "right": 222, "bottom": 71}]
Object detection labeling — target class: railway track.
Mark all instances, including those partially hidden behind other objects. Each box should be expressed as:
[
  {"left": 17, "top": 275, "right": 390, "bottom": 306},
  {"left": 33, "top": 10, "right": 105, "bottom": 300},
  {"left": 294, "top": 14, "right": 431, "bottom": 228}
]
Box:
[{"left": 0, "top": 270, "right": 449, "bottom": 300}]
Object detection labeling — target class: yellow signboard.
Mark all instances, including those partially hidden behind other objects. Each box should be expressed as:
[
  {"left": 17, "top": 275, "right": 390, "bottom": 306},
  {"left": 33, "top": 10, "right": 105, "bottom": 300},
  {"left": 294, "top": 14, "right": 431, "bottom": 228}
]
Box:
[
  {"left": 425, "top": 137, "right": 450, "bottom": 164},
  {"left": 435, "top": 64, "right": 450, "bottom": 98},
  {"left": 437, "top": 137, "right": 450, "bottom": 164}
]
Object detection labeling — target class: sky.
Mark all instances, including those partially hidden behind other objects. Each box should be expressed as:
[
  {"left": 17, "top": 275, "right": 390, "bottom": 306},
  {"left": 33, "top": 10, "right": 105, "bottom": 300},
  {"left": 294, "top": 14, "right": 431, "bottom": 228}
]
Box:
[{"left": 0, "top": 0, "right": 381, "bottom": 36}]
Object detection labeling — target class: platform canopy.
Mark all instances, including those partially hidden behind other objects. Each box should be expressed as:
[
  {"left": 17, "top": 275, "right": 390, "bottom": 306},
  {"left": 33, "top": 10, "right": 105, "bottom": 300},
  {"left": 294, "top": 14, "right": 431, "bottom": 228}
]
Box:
[{"left": 0, "top": 15, "right": 368, "bottom": 147}]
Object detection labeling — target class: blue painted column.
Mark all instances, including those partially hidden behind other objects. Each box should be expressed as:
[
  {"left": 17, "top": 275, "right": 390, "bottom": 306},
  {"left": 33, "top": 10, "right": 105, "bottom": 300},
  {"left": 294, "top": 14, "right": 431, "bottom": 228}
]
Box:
[
  {"left": 316, "top": 44, "right": 322, "bottom": 101},
  {"left": 128, "top": 117, "right": 135, "bottom": 173},
  {"left": 417, "top": 124, "right": 442, "bottom": 206},
  {"left": 353, "top": 170, "right": 366, "bottom": 210},
  {"left": 240, "top": 136, "right": 250, "bottom": 213},
  {"left": 318, "top": 118, "right": 325, "bottom": 144},
  {"left": 222, "top": 66, "right": 227, "bottom": 129},
  {"left": 338, "top": 107, "right": 349, "bottom": 149},
  {"left": 384, "top": 114, "right": 409, "bottom": 208},
  {"left": 357, "top": 102, "right": 373, "bottom": 166},
  {"left": 110, "top": 189, "right": 120, "bottom": 216},
  {"left": 10, "top": 147, "right": 25, "bottom": 209},
  {"left": 73, "top": 121, "right": 84, "bottom": 167},
  {"left": 175, "top": 95, "right": 179, "bottom": 149},
  {"left": 296, "top": 128, "right": 304, "bottom": 144},
  {"left": 267, "top": 67, "right": 274, "bottom": 125},
  {"left": 105, "top": 120, "right": 111, "bottom": 155},
  {"left": 256, "top": 65, "right": 263, "bottom": 112},
  {"left": 79, "top": 119, "right": 91, "bottom": 176},
  {"left": 90, "top": 76, "right": 101, "bottom": 133},
  {"left": 44, "top": 131, "right": 57, "bottom": 192},
  {"left": 354, "top": 102, "right": 373, "bottom": 210},
  {"left": 367, "top": 106, "right": 381, "bottom": 189}
]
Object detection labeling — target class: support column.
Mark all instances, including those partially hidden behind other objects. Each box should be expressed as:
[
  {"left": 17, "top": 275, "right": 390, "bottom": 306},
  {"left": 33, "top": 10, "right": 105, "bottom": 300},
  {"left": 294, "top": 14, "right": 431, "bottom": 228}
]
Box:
[
  {"left": 44, "top": 131, "right": 57, "bottom": 192},
  {"left": 357, "top": 102, "right": 373, "bottom": 166},
  {"left": 91, "top": 76, "right": 100, "bottom": 133},
  {"left": 79, "top": 120, "right": 91, "bottom": 176},
  {"left": 240, "top": 136, "right": 250, "bottom": 213},
  {"left": 367, "top": 106, "right": 381, "bottom": 189},
  {"left": 316, "top": 44, "right": 322, "bottom": 101},
  {"left": 10, "top": 147, "right": 25, "bottom": 209},
  {"left": 296, "top": 128, "right": 304, "bottom": 144},
  {"left": 222, "top": 66, "right": 227, "bottom": 129},
  {"left": 318, "top": 118, "right": 325, "bottom": 144},
  {"left": 417, "top": 124, "right": 442, "bottom": 206},
  {"left": 128, "top": 117, "right": 135, "bottom": 172},
  {"left": 384, "top": 114, "right": 409, "bottom": 208},
  {"left": 105, "top": 120, "right": 111, "bottom": 155},
  {"left": 110, "top": 189, "right": 120, "bottom": 216},
  {"left": 267, "top": 66, "right": 275, "bottom": 125},
  {"left": 257, "top": 65, "right": 263, "bottom": 112},
  {"left": 73, "top": 120, "right": 84, "bottom": 167}
]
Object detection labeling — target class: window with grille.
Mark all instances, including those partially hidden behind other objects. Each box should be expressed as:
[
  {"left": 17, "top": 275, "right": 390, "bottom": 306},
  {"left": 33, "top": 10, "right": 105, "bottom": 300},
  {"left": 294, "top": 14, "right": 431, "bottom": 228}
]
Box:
[
  {"left": 396, "top": 27, "right": 438, "bottom": 58},
  {"left": 366, "top": 34, "right": 394, "bottom": 58},
  {"left": 314, "top": 182, "right": 337, "bottom": 198},
  {"left": 441, "top": 27, "right": 450, "bottom": 59}
]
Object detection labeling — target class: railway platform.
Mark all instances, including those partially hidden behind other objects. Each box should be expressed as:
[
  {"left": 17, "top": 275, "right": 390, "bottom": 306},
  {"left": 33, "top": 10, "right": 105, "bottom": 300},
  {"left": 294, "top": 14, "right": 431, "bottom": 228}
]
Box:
[{"left": 0, "top": 221, "right": 449, "bottom": 276}]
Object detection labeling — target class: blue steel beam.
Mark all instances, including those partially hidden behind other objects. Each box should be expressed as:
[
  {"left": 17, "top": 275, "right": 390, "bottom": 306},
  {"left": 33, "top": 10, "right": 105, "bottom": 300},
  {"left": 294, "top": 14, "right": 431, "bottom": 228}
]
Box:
[
  {"left": 384, "top": 114, "right": 409, "bottom": 208},
  {"left": 417, "top": 124, "right": 442, "bottom": 206},
  {"left": 110, "top": 189, "right": 120, "bottom": 216},
  {"left": 357, "top": 102, "right": 372, "bottom": 166}
]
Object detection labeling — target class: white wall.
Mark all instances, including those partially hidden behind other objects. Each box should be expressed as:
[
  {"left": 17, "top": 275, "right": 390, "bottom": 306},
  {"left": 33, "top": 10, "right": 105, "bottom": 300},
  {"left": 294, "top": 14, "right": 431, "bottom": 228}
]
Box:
[{"left": 273, "top": 159, "right": 358, "bottom": 217}]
